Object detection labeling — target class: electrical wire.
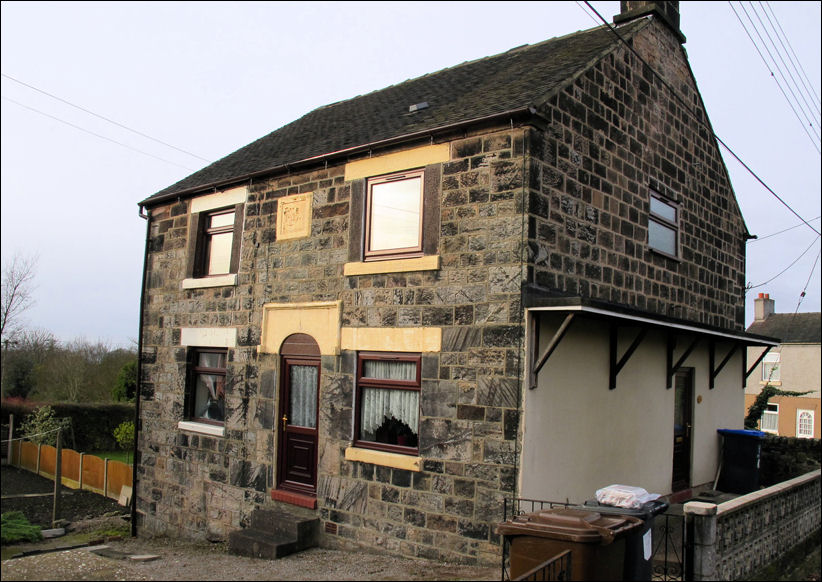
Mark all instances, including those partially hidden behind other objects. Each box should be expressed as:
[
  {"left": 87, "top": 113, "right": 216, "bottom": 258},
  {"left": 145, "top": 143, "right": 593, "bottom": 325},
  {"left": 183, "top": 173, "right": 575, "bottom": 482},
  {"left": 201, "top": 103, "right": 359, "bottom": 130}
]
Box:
[
  {"left": 1, "top": 73, "right": 213, "bottom": 163},
  {"left": 580, "top": 1, "right": 821, "bottom": 237},
  {"left": 2, "top": 95, "right": 197, "bottom": 171},
  {"left": 746, "top": 235, "right": 821, "bottom": 290},
  {"left": 749, "top": 216, "right": 822, "bottom": 242},
  {"left": 731, "top": 2, "right": 821, "bottom": 150},
  {"left": 763, "top": 0, "right": 822, "bottom": 118}
]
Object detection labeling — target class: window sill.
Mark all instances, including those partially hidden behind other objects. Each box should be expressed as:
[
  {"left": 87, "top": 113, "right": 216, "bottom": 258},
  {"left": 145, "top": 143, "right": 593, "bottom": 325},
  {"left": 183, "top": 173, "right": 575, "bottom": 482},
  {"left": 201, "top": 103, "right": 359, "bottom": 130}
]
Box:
[
  {"left": 759, "top": 381, "right": 782, "bottom": 387},
  {"left": 178, "top": 420, "right": 225, "bottom": 437},
  {"left": 648, "top": 248, "right": 681, "bottom": 263},
  {"left": 344, "top": 446, "right": 421, "bottom": 472},
  {"left": 344, "top": 255, "right": 440, "bottom": 276},
  {"left": 182, "top": 274, "right": 238, "bottom": 289}
]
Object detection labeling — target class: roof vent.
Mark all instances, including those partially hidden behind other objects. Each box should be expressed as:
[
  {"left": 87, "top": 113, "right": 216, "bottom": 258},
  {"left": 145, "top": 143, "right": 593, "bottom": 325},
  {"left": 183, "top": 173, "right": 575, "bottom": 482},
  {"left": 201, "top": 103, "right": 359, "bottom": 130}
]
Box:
[{"left": 408, "top": 101, "right": 429, "bottom": 113}]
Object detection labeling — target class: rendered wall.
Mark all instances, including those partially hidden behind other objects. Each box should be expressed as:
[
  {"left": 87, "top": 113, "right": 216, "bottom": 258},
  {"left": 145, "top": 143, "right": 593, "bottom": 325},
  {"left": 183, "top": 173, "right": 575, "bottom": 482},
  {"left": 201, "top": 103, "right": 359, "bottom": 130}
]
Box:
[{"left": 520, "top": 313, "right": 744, "bottom": 502}]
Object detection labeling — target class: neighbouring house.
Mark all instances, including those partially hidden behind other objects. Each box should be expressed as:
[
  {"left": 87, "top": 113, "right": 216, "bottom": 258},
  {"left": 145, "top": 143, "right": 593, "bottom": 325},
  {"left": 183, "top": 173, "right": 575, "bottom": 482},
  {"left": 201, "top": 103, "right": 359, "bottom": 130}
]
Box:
[
  {"left": 745, "top": 293, "right": 821, "bottom": 439},
  {"left": 134, "top": 1, "right": 778, "bottom": 565}
]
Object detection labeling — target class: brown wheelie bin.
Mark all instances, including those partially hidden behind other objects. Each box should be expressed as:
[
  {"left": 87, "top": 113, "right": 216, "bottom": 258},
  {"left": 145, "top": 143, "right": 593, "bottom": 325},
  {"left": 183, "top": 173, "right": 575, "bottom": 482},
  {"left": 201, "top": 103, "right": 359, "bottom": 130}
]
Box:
[{"left": 497, "top": 507, "right": 643, "bottom": 580}]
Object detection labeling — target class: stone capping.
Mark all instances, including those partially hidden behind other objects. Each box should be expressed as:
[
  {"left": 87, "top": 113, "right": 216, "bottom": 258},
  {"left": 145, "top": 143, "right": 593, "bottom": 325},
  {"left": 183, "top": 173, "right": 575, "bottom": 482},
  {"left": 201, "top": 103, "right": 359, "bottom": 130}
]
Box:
[
  {"left": 344, "top": 446, "right": 422, "bottom": 472},
  {"left": 343, "top": 143, "right": 449, "bottom": 181},
  {"left": 259, "top": 301, "right": 342, "bottom": 355},
  {"left": 340, "top": 326, "right": 442, "bottom": 352},
  {"left": 343, "top": 255, "right": 441, "bottom": 276},
  {"left": 683, "top": 469, "right": 822, "bottom": 517},
  {"left": 190, "top": 185, "right": 248, "bottom": 214},
  {"left": 181, "top": 274, "right": 238, "bottom": 289},
  {"left": 180, "top": 327, "right": 238, "bottom": 348},
  {"left": 177, "top": 421, "right": 225, "bottom": 437}
]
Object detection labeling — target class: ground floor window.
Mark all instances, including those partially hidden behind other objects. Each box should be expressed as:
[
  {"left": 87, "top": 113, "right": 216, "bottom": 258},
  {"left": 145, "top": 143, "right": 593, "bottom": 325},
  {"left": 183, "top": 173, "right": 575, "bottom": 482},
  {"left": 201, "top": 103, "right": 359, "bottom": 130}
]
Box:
[
  {"left": 355, "top": 352, "right": 420, "bottom": 453},
  {"left": 186, "top": 348, "right": 227, "bottom": 425},
  {"left": 761, "top": 403, "right": 779, "bottom": 433},
  {"left": 797, "top": 410, "right": 815, "bottom": 438}
]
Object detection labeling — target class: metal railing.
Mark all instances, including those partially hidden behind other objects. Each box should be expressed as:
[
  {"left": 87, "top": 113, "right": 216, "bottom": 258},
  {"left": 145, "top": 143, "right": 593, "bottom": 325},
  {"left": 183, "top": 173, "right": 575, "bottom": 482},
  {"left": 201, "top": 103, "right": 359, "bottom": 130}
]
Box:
[
  {"left": 514, "top": 549, "right": 572, "bottom": 581},
  {"left": 501, "top": 498, "right": 573, "bottom": 581}
]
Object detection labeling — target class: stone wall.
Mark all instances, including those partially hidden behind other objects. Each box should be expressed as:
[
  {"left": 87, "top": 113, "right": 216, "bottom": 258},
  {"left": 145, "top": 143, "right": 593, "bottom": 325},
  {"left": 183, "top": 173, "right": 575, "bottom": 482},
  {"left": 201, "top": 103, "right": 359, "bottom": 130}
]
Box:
[
  {"left": 686, "top": 469, "right": 821, "bottom": 581},
  {"left": 525, "top": 18, "right": 747, "bottom": 330}
]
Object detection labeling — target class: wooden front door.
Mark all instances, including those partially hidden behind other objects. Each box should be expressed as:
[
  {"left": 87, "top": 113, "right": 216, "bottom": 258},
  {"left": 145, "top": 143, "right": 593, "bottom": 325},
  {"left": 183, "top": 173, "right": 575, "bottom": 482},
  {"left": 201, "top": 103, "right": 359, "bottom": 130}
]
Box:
[
  {"left": 277, "top": 334, "right": 320, "bottom": 495},
  {"left": 672, "top": 369, "right": 694, "bottom": 492}
]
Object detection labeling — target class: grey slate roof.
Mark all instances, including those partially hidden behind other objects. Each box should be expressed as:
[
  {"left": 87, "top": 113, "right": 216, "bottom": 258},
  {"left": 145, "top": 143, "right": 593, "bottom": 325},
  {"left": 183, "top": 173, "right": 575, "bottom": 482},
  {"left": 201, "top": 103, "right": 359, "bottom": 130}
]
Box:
[
  {"left": 142, "top": 19, "right": 649, "bottom": 205},
  {"left": 746, "top": 313, "right": 822, "bottom": 344}
]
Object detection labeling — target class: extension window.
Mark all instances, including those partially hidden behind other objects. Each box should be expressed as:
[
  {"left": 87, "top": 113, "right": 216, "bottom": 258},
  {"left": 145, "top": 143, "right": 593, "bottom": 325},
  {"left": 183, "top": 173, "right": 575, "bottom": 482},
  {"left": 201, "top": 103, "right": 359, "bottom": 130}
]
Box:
[{"left": 354, "top": 352, "right": 420, "bottom": 454}]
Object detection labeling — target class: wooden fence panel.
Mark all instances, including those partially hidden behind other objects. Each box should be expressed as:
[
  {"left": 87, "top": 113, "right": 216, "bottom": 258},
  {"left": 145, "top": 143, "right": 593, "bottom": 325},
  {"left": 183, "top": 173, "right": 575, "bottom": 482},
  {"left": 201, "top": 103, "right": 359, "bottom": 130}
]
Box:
[
  {"left": 61, "top": 449, "right": 82, "bottom": 489},
  {"left": 19, "top": 441, "right": 38, "bottom": 472},
  {"left": 106, "top": 460, "right": 132, "bottom": 500},
  {"left": 81, "top": 454, "right": 105, "bottom": 495},
  {"left": 39, "top": 445, "right": 56, "bottom": 478}
]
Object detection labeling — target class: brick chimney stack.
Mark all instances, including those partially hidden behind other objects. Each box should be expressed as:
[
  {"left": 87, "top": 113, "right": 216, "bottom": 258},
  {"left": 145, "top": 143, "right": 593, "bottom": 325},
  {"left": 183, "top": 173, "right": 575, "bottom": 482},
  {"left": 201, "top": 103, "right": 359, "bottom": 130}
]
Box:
[
  {"left": 754, "top": 292, "right": 775, "bottom": 322},
  {"left": 613, "top": 1, "right": 686, "bottom": 43}
]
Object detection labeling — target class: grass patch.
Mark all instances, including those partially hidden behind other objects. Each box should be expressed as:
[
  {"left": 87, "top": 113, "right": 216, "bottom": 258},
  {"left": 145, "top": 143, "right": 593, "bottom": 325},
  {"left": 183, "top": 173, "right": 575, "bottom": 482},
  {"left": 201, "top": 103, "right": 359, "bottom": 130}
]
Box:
[
  {"left": 87, "top": 450, "right": 132, "bottom": 464},
  {"left": 1, "top": 512, "right": 43, "bottom": 545}
]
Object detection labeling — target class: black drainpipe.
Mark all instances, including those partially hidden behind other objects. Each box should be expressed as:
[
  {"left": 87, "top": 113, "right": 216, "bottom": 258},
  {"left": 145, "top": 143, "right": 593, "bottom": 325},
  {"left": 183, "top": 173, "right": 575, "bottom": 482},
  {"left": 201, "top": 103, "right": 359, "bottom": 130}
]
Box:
[{"left": 131, "top": 204, "right": 151, "bottom": 537}]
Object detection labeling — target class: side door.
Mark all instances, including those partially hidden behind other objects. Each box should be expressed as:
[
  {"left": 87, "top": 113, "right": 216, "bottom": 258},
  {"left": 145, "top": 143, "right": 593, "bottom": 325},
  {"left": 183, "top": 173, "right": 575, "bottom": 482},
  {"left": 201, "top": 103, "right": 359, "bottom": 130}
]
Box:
[{"left": 672, "top": 369, "right": 694, "bottom": 492}]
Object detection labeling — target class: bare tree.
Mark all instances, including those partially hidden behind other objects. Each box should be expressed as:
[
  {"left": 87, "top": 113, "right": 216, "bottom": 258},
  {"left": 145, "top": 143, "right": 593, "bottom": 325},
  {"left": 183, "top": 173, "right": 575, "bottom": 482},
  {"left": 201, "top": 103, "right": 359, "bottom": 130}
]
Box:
[{"left": 1, "top": 253, "right": 38, "bottom": 340}]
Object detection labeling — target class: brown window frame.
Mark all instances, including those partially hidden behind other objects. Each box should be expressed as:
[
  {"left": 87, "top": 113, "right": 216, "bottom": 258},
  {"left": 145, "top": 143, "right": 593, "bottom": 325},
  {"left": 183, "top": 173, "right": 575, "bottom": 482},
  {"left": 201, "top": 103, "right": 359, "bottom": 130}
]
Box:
[
  {"left": 648, "top": 190, "right": 680, "bottom": 259},
  {"left": 354, "top": 352, "right": 421, "bottom": 455},
  {"left": 187, "top": 204, "right": 244, "bottom": 279},
  {"left": 185, "top": 347, "right": 228, "bottom": 427},
  {"left": 364, "top": 170, "right": 425, "bottom": 261}
]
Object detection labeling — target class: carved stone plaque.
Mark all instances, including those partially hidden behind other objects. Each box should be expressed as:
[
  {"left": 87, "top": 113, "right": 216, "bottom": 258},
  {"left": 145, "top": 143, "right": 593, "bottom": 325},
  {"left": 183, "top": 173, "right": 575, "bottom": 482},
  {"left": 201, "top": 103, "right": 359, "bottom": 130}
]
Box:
[{"left": 276, "top": 192, "right": 312, "bottom": 240}]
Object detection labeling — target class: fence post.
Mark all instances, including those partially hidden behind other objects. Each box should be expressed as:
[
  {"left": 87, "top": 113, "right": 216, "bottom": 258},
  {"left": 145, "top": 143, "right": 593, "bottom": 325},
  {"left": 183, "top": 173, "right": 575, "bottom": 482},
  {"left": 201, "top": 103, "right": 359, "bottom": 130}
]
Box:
[
  {"left": 79, "top": 452, "right": 84, "bottom": 490},
  {"left": 52, "top": 428, "right": 63, "bottom": 527},
  {"left": 104, "top": 458, "right": 109, "bottom": 499},
  {"left": 6, "top": 414, "right": 13, "bottom": 465},
  {"left": 684, "top": 501, "right": 718, "bottom": 581},
  {"left": 36, "top": 442, "right": 41, "bottom": 474}
]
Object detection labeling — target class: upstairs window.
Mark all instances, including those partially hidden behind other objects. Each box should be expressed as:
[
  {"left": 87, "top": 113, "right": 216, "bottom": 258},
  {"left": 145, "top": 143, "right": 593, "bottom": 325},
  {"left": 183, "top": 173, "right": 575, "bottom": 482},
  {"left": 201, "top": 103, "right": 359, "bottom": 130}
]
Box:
[
  {"left": 648, "top": 191, "right": 679, "bottom": 258},
  {"left": 761, "top": 352, "right": 781, "bottom": 383},
  {"left": 355, "top": 352, "right": 420, "bottom": 454},
  {"left": 186, "top": 204, "right": 243, "bottom": 280},
  {"left": 202, "top": 209, "right": 235, "bottom": 275},
  {"left": 365, "top": 170, "right": 424, "bottom": 260},
  {"left": 186, "top": 348, "right": 227, "bottom": 426}
]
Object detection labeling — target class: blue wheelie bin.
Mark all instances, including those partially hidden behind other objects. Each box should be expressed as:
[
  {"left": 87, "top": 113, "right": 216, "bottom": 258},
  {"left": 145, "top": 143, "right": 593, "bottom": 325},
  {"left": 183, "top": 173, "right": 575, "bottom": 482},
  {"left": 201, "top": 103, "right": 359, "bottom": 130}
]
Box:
[{"left": 716, "top": 428, "right": 766, "bottom": 494}]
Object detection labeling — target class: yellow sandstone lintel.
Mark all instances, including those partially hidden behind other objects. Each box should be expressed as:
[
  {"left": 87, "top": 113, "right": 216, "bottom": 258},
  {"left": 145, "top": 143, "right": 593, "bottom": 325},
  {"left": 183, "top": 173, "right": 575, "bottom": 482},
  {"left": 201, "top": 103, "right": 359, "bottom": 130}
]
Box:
[
  {"left": 344, "top": 144, "right": 450, "bottom": 182},
  {"left": 343, "top": 255, "right": 440, "bottom": 276},
  {"left": 259, "top": 301, "right": 341, "bottom": 355},
  {"left": 340, "top": 326, "right": 441, "bottom": 353},
  {"left": 344, "top": 447, "right": 421, "bottom": 472}
]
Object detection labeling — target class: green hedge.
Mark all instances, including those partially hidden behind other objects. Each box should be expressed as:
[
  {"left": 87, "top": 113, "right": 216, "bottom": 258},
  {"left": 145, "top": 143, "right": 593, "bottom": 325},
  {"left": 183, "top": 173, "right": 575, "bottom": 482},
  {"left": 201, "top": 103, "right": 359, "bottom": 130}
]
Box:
[
  {"left": 1, "top": 401, "right": 135, "bottom": 452},
  {"left": 760, "top": 435, "right": 822, "bottom": 487}
]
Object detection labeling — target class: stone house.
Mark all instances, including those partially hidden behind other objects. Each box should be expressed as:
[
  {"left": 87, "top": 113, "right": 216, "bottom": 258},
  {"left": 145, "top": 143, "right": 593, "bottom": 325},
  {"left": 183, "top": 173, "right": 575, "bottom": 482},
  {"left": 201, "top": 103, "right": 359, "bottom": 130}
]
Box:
[
  {"left": 134, "top": 1, "right": 777, "bottom": 565},
  {"left": 745, "top": 293, "right": 821, "bottom": 438}
]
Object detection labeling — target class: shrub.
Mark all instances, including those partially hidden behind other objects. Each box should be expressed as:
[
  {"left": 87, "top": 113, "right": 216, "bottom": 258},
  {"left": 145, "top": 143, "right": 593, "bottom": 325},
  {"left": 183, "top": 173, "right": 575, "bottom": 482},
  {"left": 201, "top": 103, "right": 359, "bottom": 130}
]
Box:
[
  {"left": 18, "top": 405, "right": 69, "bottom": 446},
  {"left": 113, "top": 420, "right": 135, "bottom": 464},
  {"left": 1, "top": 511, "right": 42, "bottom": 545}
]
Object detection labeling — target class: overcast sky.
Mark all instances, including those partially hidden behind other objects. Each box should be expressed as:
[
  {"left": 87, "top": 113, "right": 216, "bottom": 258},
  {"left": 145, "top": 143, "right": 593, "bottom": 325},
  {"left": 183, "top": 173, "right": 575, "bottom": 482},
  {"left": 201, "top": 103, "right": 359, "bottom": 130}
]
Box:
[{"left": 2, "top": 1, "right": 820, "bottom": 349}]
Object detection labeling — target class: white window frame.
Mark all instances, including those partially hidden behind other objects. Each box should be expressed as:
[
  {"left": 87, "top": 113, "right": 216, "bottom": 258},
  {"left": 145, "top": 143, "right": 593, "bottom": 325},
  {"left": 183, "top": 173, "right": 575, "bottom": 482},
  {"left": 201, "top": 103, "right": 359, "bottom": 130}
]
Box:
[
  {"left": 796, "top": 409, "right": 815, "bottom": 439},
  {"left": 760, "top": 403, "right": 779, "bottom": 434},
  {"left": 761, "top": 352, "right": 781, "bottom": 384}
]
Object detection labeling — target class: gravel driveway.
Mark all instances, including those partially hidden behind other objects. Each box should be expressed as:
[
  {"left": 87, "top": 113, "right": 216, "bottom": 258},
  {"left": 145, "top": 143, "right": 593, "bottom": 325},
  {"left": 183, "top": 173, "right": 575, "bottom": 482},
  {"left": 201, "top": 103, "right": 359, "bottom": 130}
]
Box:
[{"left": 2, "top": 465, "right": 498, "bottom": 581}]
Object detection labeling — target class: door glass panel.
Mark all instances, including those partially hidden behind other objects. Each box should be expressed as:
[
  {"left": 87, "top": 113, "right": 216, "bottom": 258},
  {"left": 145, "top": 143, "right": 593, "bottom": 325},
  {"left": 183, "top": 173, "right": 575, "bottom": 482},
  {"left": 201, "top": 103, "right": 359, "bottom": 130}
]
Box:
[{"left": 289, "top": 365, "right": 317, "bottom": 428}]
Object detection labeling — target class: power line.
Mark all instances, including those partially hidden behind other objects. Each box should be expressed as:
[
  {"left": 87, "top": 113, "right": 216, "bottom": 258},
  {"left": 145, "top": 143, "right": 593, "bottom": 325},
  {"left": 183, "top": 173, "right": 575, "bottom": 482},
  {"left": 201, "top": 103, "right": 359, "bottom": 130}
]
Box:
[
  {"left": 749, "top": 216, "right": 822, "bottom": 242},
  {"left": 1, "top": 73, "right": 212, "bottom": 163},
  {"left": 746, "top": 234, "right": 821, "bottom": 290},
  {"left": 731, "top": 2, "right": 821, "bottom": 150},
  {"left": 2, "top": 95, "right": 197, "bottom": 171},
  {"left": 580, "top": 2, "right": 821, "bottom": 237},
  {"left": 793, "top": 245, "right": 820, "bottom": 312},
  {"left": 763, "top": 1, "right": 822, "bottom": 119}
]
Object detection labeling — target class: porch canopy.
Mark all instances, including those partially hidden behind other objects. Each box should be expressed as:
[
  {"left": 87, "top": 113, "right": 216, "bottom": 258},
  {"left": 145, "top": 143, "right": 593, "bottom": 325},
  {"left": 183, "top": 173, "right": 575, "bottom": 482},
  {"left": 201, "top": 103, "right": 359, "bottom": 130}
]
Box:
[{"left": 525, "top": 294, "right": 780, "bottom": 391}]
